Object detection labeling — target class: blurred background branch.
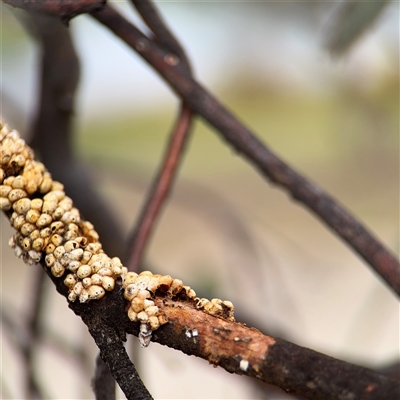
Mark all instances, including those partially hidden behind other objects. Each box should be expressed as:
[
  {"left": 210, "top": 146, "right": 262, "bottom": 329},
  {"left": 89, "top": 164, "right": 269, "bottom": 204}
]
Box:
[
  {"left": 3, "top": 0, "right": 105, "bottom": 22},
  {"left": 126, "top": 0, "right": 194, "bottom": 272},
  {"left": 126, "top": 105, "right": 193, "bottom": 272}
]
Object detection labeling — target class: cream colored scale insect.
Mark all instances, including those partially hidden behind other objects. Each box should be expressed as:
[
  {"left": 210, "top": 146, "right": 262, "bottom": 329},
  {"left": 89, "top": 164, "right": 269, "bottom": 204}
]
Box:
[
  {"left": 0, "top": 120, "right": 126, "bottom": 297},
  {"left": 0, "top": 119, "right": 235, "bottom": 348},
  {"left": 123, "top": 270, "right": 235, "bottom": 346}
]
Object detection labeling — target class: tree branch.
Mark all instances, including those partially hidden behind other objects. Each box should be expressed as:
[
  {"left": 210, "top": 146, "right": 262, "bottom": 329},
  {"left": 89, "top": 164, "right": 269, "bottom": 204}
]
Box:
[
  {"left": 126, "top": 105, "right": 193, "bottom": 272},
  {"left": 4, "top": 0, "right": 398, "bottom": 297},
  {"left": 90, "top": 4, "right": 400, "bottom": 297},
  {"left": 1, "top": 120, "right": 398, "bottom": 399},
  {"left": 49, "top": 272, "right": 400, "bottom": 400},
  {"left": 126, "top": 0, "right": 193, "bottom": 271},
  {"left": 27, "top": 13, "right": 125, "bottom": 258},
  {"left": 3, "top": 0, "right": 105, "bottom": 23},
  {"left": 130, "top": 0, "right": 191, "bottom": 73},
  {"left": 23, "top": 13, "right": 126, "bottom": 398},
  {"left": 82, "top": 303, "right": 153, "bottom": 400}
]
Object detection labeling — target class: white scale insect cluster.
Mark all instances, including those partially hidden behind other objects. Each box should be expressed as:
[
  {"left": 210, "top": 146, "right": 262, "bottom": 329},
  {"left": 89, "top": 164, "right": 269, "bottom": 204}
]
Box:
[
  {"left": 0, "top": 120, "right": 126, "bottom": 304},
  {"left": 0, "top": 119, "right": 235, "bottom": 347},
  {"left": 123, "top": 271, "right": 235, "bottom": 346}
]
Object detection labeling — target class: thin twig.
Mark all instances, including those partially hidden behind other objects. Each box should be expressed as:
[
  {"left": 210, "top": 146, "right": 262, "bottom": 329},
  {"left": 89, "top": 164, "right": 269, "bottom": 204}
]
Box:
[
  {"left": 92, "top": 354, "right": 116, "bottom": 400},
  {"left": 72, "top": 286, "right": 153, "bottom": 400},
  {"left": 90, "top": 4, "right": 400, "bottom": 297},
  {"left": 3, "top": 0, "right": 105, "bottom": 23},
  {"left": 1, "top": 273, "right": 48, "bottom": 399},
  {"left": 25, "top": 268, "right": 47, "bottom": 400},
  {"left": 126, "top": 105, "right": 193, "bottom": 271},
  {"left": 1, "top": 266, "right": 152, "bottom": 400},
  {"left": 6, "top": 0, "right": 399, "bottom": 296},
  {"left": 1, "top": 1, "right": 398, "bottom": 397},
  {"left": 130, "top": 0, "right": 191, "bottom": 73},
  {"left": 126, "top": 0, "right": 193, "bottom": 271}
]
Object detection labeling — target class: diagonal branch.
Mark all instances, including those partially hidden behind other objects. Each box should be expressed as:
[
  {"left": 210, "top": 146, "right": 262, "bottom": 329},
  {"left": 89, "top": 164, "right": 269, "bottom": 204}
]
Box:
[
  {"left": 3, "top": 0, "right": 105, "bottom": 23},
  {"left": 49, "top": 272, "right": 400, "bottom": 400},
  {"left": 21, "top": 12, "right": 137, "bottom": 399},
  {"left": 130, "top": 0, "right": 191, "bottom": 73},
  {"left": 126, "top": 105, "right": 193, "bottom": 271},
  {"left": 126, "top": 0, "right": 193, "bottom": 271},
  {"left": 26, "top": 13, "right": 122, "bottom": 399},
  {"left": 82, "top": 303, "right": 153, "bottom": 400},
  {"left": 1, "top": 120, "right": 398, "bottom": 400},
  {"left": 3, "top": 0, "right": 398, "bottom": 297},
  {"left": 90, "top": 5, "right": 400, "bottom": 297}
]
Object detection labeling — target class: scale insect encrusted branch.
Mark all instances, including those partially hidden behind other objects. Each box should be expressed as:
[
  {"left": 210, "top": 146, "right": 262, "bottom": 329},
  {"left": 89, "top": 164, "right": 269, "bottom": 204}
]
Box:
[
  {"left": 0, "top": 118, "right": 235, "bottom": 348},
  {"left": 2, "top": 117, "right": 399, "bottom": 400}
]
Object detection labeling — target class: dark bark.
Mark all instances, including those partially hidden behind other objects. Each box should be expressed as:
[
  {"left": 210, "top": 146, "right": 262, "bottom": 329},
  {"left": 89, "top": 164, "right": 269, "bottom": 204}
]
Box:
[
  {"left": 3, "top": 0, "right": 105, "bottom": 23},
  {"left": 45, "top": 273, "right": 398, "bottom": 400}
]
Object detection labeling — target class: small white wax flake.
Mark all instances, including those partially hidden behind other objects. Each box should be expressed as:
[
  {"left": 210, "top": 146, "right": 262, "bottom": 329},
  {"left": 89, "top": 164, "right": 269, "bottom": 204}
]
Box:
[
  {"left": 240, "top": 359, "right": 249, "bottom": 372},
  {"left": 185, "top": 329, "right": 192, "bottom": 338},
  {"left": 192, "top": 329, "right": 198, "bottom": 337},
  {"left": 139, "top": 323, "right": 152, "bottom": 348}
]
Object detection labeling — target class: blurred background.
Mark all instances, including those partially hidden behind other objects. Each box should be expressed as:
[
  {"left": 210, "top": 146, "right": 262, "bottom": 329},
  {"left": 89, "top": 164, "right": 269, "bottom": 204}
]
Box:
[{"left": 1, "top": 1, "right": 399, "bottom": 399}]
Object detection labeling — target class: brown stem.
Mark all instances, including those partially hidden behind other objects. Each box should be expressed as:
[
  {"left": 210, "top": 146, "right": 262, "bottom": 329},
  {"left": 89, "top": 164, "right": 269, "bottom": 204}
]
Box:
[
  {"left": 81, "top": 303, "right": 153, "bottom": 400},
  {"left": 90, "top": 5, "right": 400, "bottom": 296},
  {"left": 126, "top": 106, "right": 193, "bottom": 271},
  {"left": 3, "top": 0, "right": 105, "bottom": 23},
  {"left": 125, "top": 0, "right": 193, "bottom": 272},
  {"left": 45, "top": 274, "right": 399, "bottom": 400},
  {"left": 154, "top": 299, "right": 399, "bottom": 400},
  {"left": 4, "top": 0, "right": 398, "bottom": 297},
  {"left": 130, "top": 0, "right": 191, "bottom": 73}
]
